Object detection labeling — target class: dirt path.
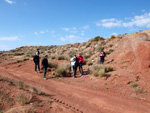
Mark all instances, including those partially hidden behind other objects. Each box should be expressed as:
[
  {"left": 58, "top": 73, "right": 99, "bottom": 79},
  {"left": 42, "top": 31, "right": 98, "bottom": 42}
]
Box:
[{"left": 0, "top": 60, "right": 150, "bottom": 113}]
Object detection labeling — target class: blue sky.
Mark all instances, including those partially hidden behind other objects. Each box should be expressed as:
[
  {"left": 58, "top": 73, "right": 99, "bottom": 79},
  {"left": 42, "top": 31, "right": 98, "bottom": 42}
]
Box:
[{"left": 0, "top": 0, "right": 150, "bottom": 51}]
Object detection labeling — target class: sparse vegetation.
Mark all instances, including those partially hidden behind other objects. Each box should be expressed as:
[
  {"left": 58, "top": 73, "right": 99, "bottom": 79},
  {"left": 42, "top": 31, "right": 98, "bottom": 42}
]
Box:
[
  {"left": 16, "top": 94, "right": 32, "bottom": 105},
  {"left": 56, "top": 64, "right": 71, "bottom": 77},
  {"left": 0, "top": 76, "right": 42, "bottom": 95},
  {"left": 90, "top": 65, "right": 113, "bottom": 77},
  {"left": 48, "top": 61, "right": 58, "bottom": 69},
  {"left": 130, "top": 82, "right": 138, "bottom": 88},
  {"left": 90, "top": 36, "right": 104, "bottom": 42}
]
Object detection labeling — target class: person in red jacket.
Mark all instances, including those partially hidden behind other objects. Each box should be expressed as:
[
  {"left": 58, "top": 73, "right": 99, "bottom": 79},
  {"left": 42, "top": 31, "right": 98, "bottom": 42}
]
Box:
[{"left": 78, "top": 53, "right": 84, "bottom": 75}]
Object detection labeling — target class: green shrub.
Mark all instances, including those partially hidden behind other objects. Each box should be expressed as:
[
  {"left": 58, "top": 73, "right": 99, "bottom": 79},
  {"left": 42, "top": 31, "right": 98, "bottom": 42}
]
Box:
[
  {"left": 130, "top": 82, "right": 138, "bottom": 88},
  {"left": 55, "top": 64, "right": 71, "bottom": 77},
  {"left": 92, "top": 36, "right": 104, "bottom": 42},
  {"left": 14, "top": 52, "right": 24, "bottom": 56},
  {"left": 110, "top": 35, "right": 116, "bottom": 39}
]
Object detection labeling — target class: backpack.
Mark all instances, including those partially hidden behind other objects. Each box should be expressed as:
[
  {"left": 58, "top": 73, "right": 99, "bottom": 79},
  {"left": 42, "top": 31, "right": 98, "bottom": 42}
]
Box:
[{"left": 100, "top": 52, "right": 104, "bottom": 57}]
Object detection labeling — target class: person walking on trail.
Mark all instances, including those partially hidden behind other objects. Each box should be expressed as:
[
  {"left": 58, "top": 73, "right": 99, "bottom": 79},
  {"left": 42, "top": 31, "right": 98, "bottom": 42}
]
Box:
[
  {"left": 73, "top": 55, "right": 79, "bottom": 78},
  {"left": 78, "top": 53, "right": 84, "bottom": 75},
  {"left": 42, "top": 55, "right": 48, "bottom": 80},
  {"left": 100, "top": 50, "right": 106, "bottom": 64},
  {"left": 70, "top": 55, "right": 75, "bottom": 74},
  {"left": 33, "top": 52, "right": 40, "bottom": 73}
]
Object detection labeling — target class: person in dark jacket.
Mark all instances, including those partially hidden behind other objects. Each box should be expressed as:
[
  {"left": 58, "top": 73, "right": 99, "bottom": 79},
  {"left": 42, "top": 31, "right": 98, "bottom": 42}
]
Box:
[
  {"left": 36, "top": 49, "right": 40, "bottom": 56},
  {"left": 42, "top": 55, "right": 48, "bottom": 80},
  {"left": 73, "top": 55, "right": 79, "bottom": 78},
  {"left": 33, "top": 52, "right": 40, "bottom": 73},
  {"left": 100, "top": 50, "right": 106, "bottom": 64}
]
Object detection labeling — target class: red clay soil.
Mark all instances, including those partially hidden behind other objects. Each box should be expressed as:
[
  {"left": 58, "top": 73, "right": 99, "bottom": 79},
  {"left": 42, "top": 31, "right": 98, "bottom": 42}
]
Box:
[
  {"left": 1, "top": 32, "right": 150, "bottom": 113},
  {"left": 0, "top": 58, "right": 150, "bottom": 113}
]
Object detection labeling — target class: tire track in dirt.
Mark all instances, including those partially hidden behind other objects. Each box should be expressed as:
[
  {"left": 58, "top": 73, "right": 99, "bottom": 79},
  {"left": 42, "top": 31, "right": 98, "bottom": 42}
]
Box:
[{"left": 0, "top": 61, "right": 150, "bottom": 113}]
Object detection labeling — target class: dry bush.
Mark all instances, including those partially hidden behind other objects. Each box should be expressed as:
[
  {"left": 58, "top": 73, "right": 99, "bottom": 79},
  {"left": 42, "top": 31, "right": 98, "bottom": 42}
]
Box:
[
  {"left": 90, "top": 65, "right": 113, "bottom": 77},
  {"left": 48, "top": 61, "right": 58, "bottom": 69},
  {"left": 87, "top": 61, "right": 93, "bottom": 66},
  {"left": 51, "top": 55, "right": 56, "bottom": 59},
  {"left": 57, "top": 55, "right": 66, "bottom": 60},
  {"left": 110, "top": 35, "right": 116, "bottom": 39},
  {"left": 55, "top": 63, "right": 71, "bottom": 77},
  {"left": 0, "top": 91, "right": 14, "bottom": 107},
  {"left": 89, "top": 36, "right": 104, "bottom": 42},
  {"left": 90, "top": 65, "right": 106, "bottom": 77},
  {"left": 0, "top": 76, "right": 42, "bottom": 95},
  {"left": 14, "top": 52, "right": 24, "bottom": 56},
  {"left": 16, "top": 94, "right": 32, "bottom": 105},
  {"left": 5, "top": 105, "right": 34, "bottom": 113}
]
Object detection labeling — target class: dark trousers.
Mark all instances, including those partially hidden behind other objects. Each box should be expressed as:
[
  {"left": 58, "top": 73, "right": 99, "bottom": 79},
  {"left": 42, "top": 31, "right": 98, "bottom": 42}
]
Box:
[
  {"left": 73, "top": 65, "right": 78, "bottom": 77},
  {"left": 43, "top": 67, "right": 47, "bottom": 78},
  {"left": 100, "top": 57, "right": 105, "bottom": 64},
  {"left": 79, "top": 63, "right": 83, "bottom": 75},
  {"left": 35, "top": 63, "right": 40, "bottom": 72}
]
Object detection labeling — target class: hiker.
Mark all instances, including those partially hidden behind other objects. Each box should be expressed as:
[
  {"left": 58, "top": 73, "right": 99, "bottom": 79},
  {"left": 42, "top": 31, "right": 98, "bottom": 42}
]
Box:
[
  {"left": 42, "top": 55, "right": 48, "bottom": 80},
  {"left": 100, "top": 50, "right": 106, "bottom": 64},
  {"left": 73, "top": 55, "right": 79, "bottom": 78},
  {"left": 78, "top": 53, "right": 84, "bottom": 75},
  {"left": 33, "top": 52, "right": 40, "bottom": 73},
  {"left": 36, "top": 49, "right": 40, "bottom": 56},
  {"left": 70, "top": 55, "right": 75, "bottom": 73}
]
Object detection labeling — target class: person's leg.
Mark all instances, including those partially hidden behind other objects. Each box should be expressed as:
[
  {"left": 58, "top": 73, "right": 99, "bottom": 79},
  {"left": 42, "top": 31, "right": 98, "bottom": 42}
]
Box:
[
  {"left": 35, "top": 63, "right": 37, "bottom": 72},
  {"left": 43, "top": 67, "right": 47, "bottom": 78},
  {"left": 79, "top": 63, "right": 83, "bottom": 75},
  {"left": 100, "top": 57, "right": 102, "bottom": 64},
  {"left": 73, "top": 65, "right": 77, "bottom": 78},
  {"left": 71, "top": 65, "right": 74, "bottom": 73},
  {"left": 102, "top": 57, "right": 104, "bottom": 64},
  {"left": 37, "top": 63, "right": 40, "bottom": 72}
]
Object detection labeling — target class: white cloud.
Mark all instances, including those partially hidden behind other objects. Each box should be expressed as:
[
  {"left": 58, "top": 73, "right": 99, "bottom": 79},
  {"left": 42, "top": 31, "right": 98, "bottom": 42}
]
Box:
[
  {"left": 61, "top": 27, "right": 70, "bottom": 32},
  {"left": 60, "top": 37, "right": 66, "bottom": 41},
  {"left": 81, "top": 32, "right": 84, "bottom": 36},
  {"left": 61, "top": 27, "right": 77, "bottom": 34},
  {"left": 60, "top": 35, "right": 82, "bottom": 42},
  {"left": 4, "top": 0, "right": 16, "bottom": 5},
  {"left": 96, "top": 12, "right": 150, "bottom": 28},
  {"left": 82, "top": 25, "right": 89, "bottom": 30},
  {"left": 111, "top": 33, "right": 118, "bottom": 36},
  {"left": 34, "top": 30, "right": 48, "bottom": 36},
  {"left": 142, "top": 9, "right": 146, "bottom": 12},
  {"left": 0, "top": 45, "right": 11, "bottom": 51},
  {"left": 96, "top": 18, "right": 122, "bottom": 28},
  {"left": 0, "top": 36, "right": 19, "bottom": 41}
]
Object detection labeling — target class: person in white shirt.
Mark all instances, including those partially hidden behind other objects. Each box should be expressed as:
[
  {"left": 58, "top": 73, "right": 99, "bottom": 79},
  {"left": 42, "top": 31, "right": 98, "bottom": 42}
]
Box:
[{"left": 70, "top": 55, "right": 75, "bottom": 73}]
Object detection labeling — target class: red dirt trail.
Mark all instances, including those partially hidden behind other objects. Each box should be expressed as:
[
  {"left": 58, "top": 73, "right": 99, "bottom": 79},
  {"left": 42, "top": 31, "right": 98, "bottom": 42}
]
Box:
[{"left": 0, "top": 59, "right": 150, "bottom": 113}]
